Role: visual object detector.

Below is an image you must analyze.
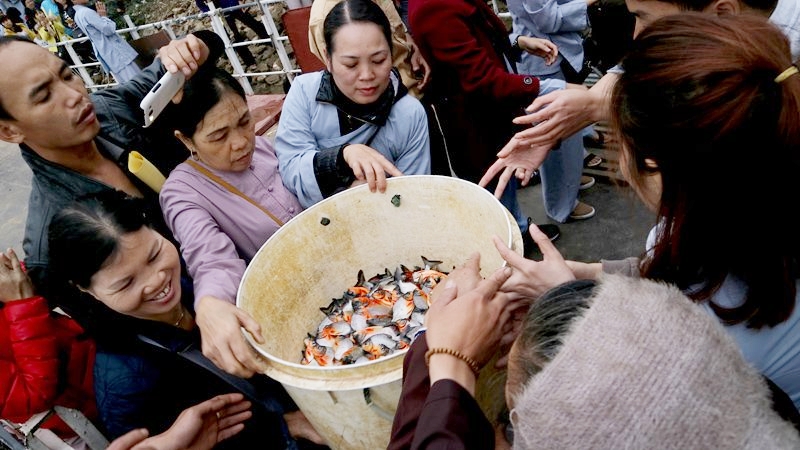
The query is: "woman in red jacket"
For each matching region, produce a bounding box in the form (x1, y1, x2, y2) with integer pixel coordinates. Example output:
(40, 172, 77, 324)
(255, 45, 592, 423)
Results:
(409, 0, 585, 241)
(0, 248, 97, 441)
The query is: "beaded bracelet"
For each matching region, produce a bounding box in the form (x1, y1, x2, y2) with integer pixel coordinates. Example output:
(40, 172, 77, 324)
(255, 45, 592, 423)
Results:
(424, 347, 481, 376)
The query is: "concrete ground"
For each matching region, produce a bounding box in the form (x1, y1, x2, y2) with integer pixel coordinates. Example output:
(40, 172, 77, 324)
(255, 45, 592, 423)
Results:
(0, 141, 28, 257)
(0, 139, 654, 267)
(516, 170, 654, 263)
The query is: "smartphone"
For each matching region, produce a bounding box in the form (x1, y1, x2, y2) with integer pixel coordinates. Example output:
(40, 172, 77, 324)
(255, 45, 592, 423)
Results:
(140, 70, 185, 128)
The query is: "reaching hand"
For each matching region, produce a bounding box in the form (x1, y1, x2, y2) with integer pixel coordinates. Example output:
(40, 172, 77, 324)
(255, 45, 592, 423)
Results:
(0, 249, 34, 303)
(158, 34, 210, 79)
(107, 393, 252, 450)
(491, 225, 576, 302)
(425, 259, 515, 374)
(478, 138, 552, 198)
(509, 89, 595, 151)
(517, 36, 558, 66)
(95, 1, 107, 16)
(194, 296, 267, 378)
(342, 144, 404, 194)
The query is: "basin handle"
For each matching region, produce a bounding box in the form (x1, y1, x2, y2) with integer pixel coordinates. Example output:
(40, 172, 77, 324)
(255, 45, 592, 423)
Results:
(363, 388, 394, 422)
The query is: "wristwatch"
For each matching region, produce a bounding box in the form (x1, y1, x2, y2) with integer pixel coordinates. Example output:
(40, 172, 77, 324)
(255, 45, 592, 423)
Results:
(512, 35, 521, 50)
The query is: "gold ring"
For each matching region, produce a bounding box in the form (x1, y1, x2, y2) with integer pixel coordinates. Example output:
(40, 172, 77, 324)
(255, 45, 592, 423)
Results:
(216, 412, 222, 420)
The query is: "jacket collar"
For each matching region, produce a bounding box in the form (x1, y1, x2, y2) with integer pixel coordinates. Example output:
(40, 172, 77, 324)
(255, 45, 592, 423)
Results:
(315, 68, 407, 126)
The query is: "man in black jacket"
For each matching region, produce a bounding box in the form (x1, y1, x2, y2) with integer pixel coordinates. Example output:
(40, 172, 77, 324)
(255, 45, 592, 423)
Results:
(0, 31, 222, 292)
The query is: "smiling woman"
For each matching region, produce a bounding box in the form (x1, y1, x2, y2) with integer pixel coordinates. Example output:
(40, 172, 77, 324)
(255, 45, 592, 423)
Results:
(46, 190, 323, 448)
(274, 0, 431, 209)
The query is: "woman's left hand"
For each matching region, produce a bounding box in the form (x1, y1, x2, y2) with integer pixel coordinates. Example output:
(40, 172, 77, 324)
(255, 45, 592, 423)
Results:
(517, 36, 559, 66)
(108, 394, 252, 450)
(491, 224, 575, 301)
(342, 144, 404, 193)
(0, 249, 34, 303)
(194, 296, 268, 378)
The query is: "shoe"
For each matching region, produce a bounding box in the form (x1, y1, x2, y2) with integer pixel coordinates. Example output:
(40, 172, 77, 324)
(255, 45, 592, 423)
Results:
(523, 219, 560, 256)
(583, 130, 606, 148)
(580, 175, 595, 190)
(569, 201, 596, 221)
(583, 153, 603, 168)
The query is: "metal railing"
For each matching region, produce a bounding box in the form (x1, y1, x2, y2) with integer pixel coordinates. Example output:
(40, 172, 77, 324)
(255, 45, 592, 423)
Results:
(50, 0, 301, 93)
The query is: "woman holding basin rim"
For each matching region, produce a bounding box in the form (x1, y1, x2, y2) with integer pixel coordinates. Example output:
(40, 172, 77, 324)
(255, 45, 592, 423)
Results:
(159, 66, 304, 380)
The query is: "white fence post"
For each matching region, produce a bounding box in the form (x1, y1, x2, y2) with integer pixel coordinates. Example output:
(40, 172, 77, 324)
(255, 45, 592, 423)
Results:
(123, 15, 141, 39)
(207, 2, 255, 95)
(162, 23, 178, 40)
(256, 0, 295, 83)
(63, 42, 96, 89)
(65, 1, 301, 92)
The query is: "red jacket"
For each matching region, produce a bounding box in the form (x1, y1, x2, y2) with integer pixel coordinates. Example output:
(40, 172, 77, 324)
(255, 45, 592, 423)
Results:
(409, 0, 541, 181)
(0, 296, 97, 436)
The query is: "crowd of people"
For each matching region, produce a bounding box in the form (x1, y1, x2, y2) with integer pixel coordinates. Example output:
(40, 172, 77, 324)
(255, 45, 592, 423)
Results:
(1, 0, 799, 447)
(0, 0, 140, 82)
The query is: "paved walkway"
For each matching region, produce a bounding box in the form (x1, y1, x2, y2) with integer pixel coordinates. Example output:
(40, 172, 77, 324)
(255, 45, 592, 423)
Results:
(0, 141, 28, 256)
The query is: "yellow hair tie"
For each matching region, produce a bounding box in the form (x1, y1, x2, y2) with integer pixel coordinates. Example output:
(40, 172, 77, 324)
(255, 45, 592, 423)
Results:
(775, 66, 799, 83)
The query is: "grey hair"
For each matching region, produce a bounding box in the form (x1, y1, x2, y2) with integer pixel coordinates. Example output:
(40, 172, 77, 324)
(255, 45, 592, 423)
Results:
(507, 280, 595, 400)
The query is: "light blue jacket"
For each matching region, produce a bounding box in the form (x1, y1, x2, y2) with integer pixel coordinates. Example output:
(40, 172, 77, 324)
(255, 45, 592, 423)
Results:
(73, 4, 138, 77)
(508, 0, 588, 76)
(275, 70, 431, 208)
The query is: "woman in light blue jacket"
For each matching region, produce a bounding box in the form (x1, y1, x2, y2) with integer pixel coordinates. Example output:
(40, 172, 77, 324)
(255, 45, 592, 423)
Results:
(275, 0, 430, 208)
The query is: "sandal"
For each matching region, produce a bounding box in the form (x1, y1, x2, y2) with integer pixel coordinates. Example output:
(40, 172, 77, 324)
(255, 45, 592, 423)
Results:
(584, 153, 603, 168)
(583, 130, 606, 149)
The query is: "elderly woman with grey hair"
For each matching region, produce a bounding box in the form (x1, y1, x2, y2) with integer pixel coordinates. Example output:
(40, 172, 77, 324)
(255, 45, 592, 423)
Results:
(389, 245, 800, 449)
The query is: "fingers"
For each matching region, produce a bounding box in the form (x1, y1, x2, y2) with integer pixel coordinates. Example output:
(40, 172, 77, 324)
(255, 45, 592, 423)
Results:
(528, 223, 559, 258)
(513, 118, 558, 144)
(473, 266, 513, 302)
(524, 91, 556, 114)
(159, 35, 206, 77)
(493, 166, 514, 198)
(238, 309, 265, 344)
(495, 136, 525, 158)
(462, 252, 481, 273)
(218, 423, 246, 442)
(6, 249, 21, 271)
(382, 161, 404, 178)
(432, 279, 458, 307)
(478, 159, 504, 188)
(202, 393, 245, 413)
(108, 428, 149, 450)
(492, 235, 527, 269)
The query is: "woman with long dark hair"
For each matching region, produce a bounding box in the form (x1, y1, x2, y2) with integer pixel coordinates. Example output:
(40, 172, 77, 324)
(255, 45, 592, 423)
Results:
(47, 191, 323, 448)
(494, 13, 800, 407)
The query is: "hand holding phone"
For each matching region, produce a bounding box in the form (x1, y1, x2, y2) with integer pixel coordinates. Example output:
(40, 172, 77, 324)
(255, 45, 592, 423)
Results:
(140, 70, 185, 128)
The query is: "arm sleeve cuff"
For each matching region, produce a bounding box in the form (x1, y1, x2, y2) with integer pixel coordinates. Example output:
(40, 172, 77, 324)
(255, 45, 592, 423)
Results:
(601, 257, 641, 276)
(313, 145, 356, 198)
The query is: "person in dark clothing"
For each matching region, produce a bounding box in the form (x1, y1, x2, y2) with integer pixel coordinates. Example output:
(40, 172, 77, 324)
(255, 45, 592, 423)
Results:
(195, 0, 269, 67)
(0, 32, 223, 296)
(47, 191, 325, 448)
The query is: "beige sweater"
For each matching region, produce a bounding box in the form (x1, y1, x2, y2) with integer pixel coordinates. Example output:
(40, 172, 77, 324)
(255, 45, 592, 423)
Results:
(512, 274, 800, 449)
